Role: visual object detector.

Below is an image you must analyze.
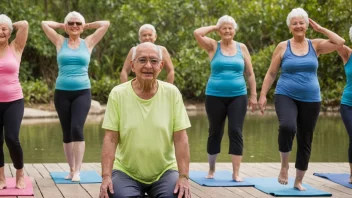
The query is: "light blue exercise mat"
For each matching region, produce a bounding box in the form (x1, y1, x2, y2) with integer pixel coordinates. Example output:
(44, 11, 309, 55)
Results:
(314, 173, 352, 189)
(189, 170, 254, 187)
(246, 177, 332, 197)
(50, 171, 102, 184)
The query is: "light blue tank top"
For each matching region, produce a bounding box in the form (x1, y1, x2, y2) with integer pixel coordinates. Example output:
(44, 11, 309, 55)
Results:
(56, 39, 91, 90)
(275, 39, 320, 102)
(341, 55, 352, 107)
(205, 42, 247, 97)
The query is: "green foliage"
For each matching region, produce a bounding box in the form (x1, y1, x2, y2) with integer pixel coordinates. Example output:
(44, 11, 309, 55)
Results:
(21, 79, 52, 104)
(91, 76, 119, 103)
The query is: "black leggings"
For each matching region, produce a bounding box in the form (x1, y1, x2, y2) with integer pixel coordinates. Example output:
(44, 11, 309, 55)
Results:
(340, 104, 352, 163)
(0, 99, 24, 169)
(205, 95, 247, 155)
(275, 95, 321, 171)
(54, 89, 91, 143)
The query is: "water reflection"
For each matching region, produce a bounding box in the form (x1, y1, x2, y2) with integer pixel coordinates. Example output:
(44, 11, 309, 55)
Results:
(6, 113, 348, 163)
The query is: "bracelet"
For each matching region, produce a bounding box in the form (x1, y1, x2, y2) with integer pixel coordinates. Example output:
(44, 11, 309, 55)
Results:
(179, 174, 189, 180)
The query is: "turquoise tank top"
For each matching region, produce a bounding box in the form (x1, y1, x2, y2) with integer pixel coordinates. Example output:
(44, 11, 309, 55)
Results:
(341, 55, 352, 107)
(205, 42, 247, 97)
(275, 39, 320, 102)
(56, 38, 91, 90)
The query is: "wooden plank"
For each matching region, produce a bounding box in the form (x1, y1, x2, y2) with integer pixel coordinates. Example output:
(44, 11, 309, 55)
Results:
(56, 184, 91, 198)
(32, 164, 51, 179)
(35, 177, 63, 198)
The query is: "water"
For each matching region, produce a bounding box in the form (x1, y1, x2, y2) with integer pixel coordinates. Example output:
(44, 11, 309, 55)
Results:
(5, 112, 349, 163)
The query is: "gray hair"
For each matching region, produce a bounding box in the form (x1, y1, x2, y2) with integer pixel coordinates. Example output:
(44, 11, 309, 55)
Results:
(64, 11, 85, 25)
(286, 8, 309, 28)
(138, 24, 156, 37)
(216, 15, 238, 30)
(349, 26, 352, 42)
(132, 42, 162, 60)
(0, 14, 13, 33)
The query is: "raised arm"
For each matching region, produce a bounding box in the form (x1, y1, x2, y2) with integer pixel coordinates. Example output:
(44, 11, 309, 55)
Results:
(337, 45, 352, 64)
(241, 43, 257, 112)
(193, 25, 218, 55)
(161, 46, 175, 84)
(258, 42, 285, 114)
(10, 20, 28, 55)
(309, 18, 345, 55)
(99, 130, 119, 198)
(120, 47, 134, 83)
(173, 130, 191, 198)
(41, 21, 65, 51)
(84, 21, 110, 51)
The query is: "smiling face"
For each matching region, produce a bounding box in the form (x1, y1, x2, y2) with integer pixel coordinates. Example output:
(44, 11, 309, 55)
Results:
(289, 16, 307, 37)
(0, 23, 11, 44)
(65, 17, 83, 36)
(218, 22, 235, 40)
(139, 29, 157, 43)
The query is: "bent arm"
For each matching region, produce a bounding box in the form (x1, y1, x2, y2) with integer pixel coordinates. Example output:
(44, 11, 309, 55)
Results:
(84, 21, 110, 50)
(161, 47, 175, 83)
(41, 21, 65, 50)
(242, 44, 257, 97)
(120, 47, 134, 83)
(193, 25, 218, 52)
(174, 130, 190, 177)
(11, 21, 28, 53)
(101, 130, 119, 178)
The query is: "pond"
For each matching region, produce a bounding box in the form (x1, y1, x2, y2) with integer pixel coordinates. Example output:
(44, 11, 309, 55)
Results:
(6, 112, 348, 163)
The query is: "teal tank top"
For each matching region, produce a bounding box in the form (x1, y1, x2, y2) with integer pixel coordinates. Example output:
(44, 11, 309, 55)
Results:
(205, 42, 247, 97)
(56, 38, 91, 90)
(341, 55, 352, 107)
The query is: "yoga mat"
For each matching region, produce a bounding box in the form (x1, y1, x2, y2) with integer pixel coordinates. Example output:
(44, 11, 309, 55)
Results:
(50, 171, 102, 184)
(189, 170, 254, 187)
(246, 177, 332, 197)
(314, 173, 352, 189)
(0, 176, 34, 196)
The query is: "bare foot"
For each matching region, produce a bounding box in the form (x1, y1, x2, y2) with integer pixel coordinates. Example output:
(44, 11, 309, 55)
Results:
(64, 172, 74, 180)
(0, 178, 6, 189)
(71, 172, 80, 182)
(278, 168, 288, 185)
(206, 170, 215, 179)
(294, 179, 306, 191)
(16, 172, 26, 189)
(232, 173, 243, 182)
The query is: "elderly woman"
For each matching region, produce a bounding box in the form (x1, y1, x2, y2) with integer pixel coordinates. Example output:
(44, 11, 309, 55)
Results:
(337, 27, 352, 184)
(193, 15, 257, 181)
(120, 24, 175, 83)
(0, 14, 28, 189)
(258, 8, 344, 190)
(100, 42, 191, 198)
(41, 11, 110, 182)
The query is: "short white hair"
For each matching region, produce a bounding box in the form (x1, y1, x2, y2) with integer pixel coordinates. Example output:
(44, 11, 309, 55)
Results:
(286, 8, 309, 28)
(349, 26, 352, 42)
(64, 11, 85, 25)
(138, 24, 157, 37)
(216, 15, 238, 30)
(132, 42, 162, 60)
(0, 14, 13, 33)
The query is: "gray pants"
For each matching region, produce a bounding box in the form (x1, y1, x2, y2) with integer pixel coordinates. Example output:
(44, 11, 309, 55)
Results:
(108, 169, 179, 198)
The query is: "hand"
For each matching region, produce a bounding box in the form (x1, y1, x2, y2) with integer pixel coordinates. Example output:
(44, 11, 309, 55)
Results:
(84, 23, 90, 31)
(258, 95, 267, 115)
(174, 177, 191, 198)
(309, 18, 324, 33)
(99, 176, 114, 198)
(248, 95, 258, 112)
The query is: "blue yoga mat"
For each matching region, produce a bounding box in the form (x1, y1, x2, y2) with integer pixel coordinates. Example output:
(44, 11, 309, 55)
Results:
(246, 177, 332, 197)
(50, 171, 102, 184)
(189, 170, 254, 187)
(314, 173, 352, 189)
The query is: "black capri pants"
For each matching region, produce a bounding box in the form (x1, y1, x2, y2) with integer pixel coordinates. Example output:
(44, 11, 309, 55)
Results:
(0, 98, 24, 169)
(275, 94, 321, 171)
(205, 95, 247, 155)
(54, 89, 91, 143)
(340, 104, 352, 163)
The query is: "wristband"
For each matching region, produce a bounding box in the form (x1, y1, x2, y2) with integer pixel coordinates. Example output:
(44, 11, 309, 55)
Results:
(179, 174, 189, 180)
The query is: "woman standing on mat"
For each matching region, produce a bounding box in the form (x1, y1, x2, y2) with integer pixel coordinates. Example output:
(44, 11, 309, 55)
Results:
(194, 15, 257, 181)
(42, 11, 109, 182)
(0, 14, 28, 189)
(258, 8, 344, 190)
(336, 27, 352, 184)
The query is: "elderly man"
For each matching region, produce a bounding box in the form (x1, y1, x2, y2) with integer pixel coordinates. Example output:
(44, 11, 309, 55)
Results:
(99, 42, 191, 198)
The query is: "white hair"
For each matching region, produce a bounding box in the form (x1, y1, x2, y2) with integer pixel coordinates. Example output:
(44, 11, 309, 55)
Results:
(216, 15, 238, 30)
(0, 14, 13, 33)
(286, 8, 309, 28)
(132, 42, 162, 60)
(64, 11, 85, 25)
(138, 24, 157, 38)
(349, 26, 352, 42)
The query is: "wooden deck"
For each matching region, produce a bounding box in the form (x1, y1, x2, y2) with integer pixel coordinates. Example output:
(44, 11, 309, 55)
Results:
(3, 162, 352, 198)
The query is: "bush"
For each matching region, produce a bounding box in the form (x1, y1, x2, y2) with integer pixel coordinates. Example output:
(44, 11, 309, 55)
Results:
(21, 79, 52, 104)
(91, 76, 120, 103)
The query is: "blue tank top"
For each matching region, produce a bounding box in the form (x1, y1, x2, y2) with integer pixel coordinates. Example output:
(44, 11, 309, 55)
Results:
(56, 39, 91, 90)
(275, 39, 320, 102)
(341, 55, 352, 107)
(205, 42, 247, 97)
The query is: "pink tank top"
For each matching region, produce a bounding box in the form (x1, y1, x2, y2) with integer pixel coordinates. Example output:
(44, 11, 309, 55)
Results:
(0, 47, 23, 102)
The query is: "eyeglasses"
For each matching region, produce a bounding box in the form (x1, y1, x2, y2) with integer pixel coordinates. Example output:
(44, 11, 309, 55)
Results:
(135, 57, 161, 66)
(67, 21, 82, 26)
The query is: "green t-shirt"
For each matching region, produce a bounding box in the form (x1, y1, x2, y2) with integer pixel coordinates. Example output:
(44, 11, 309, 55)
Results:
(102, 80, 191, 184)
